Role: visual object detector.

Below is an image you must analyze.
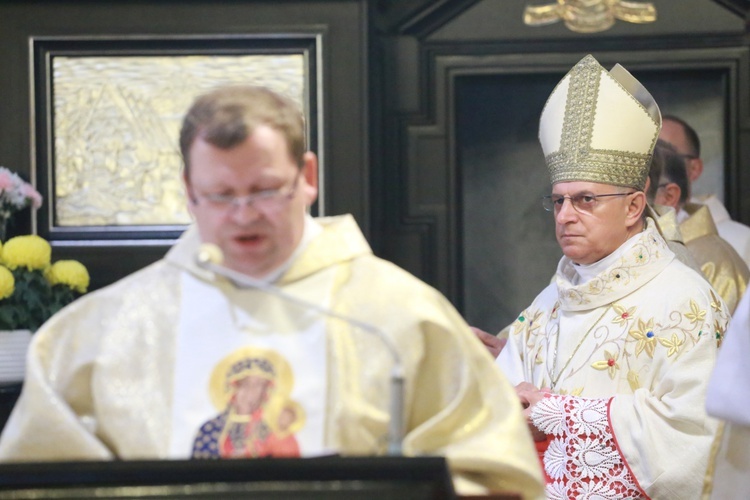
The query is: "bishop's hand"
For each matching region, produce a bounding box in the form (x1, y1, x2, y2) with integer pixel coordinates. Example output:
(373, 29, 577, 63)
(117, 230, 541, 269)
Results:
(515, 382, 551, 442)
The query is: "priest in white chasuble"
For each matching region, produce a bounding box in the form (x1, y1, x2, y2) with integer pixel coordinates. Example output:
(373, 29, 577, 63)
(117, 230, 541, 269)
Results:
(495, 55, 729, 499)
(0, 86, 545, 498)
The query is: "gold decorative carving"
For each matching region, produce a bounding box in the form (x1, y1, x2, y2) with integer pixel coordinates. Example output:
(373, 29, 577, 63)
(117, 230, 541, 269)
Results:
(52, 54, 305, 227)
(524, 1, 656, 33)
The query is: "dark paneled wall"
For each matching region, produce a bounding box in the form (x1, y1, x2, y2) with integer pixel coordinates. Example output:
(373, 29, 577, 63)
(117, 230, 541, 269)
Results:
(372, 0, 750, 332)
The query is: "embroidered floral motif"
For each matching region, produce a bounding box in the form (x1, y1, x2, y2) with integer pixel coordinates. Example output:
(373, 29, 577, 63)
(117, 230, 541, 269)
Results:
(709, 289, 722, 313)
(565, 288, 592, 306)
(685, 299, 706, 324)
(588, 280, 604, 294)
(511, 310, 529, 337)
(628, 318, 656, 357)
(534, 349, 545, 366)
(632, 247, 646, 264)
(591, 350, 620, 378)
(657, 333, 684, 357)
(612, 304, 636, 326)
(531, 395, 643, 499)
(714, 320, 725, 348)
(551, 303, 560, 319)
(527, 309, 544, 333)
(515, 308, 544, 336)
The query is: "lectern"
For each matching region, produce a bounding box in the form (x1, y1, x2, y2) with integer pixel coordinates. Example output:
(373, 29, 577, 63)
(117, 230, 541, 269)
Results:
(0, 455, 456, 499)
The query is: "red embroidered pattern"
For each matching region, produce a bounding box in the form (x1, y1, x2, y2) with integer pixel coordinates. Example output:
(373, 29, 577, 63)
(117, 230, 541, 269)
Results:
(531, 394, 645, 499)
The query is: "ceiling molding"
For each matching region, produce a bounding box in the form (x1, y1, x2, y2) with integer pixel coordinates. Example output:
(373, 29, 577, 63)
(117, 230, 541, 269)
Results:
(375, 1, 750, 37)
(711, 0, 750, 19)
(374, 0, 482, 36)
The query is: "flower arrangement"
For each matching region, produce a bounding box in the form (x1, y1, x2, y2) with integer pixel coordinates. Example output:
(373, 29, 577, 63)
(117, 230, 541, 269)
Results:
(0, 235, 89, 331)
(0, 166, 43, 242)
(0, 234, 89, 332)
(0, 166, 88, 331)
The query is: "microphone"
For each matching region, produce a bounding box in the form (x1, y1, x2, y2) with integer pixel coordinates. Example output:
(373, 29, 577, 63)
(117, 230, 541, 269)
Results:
(195, 244, 405, 456)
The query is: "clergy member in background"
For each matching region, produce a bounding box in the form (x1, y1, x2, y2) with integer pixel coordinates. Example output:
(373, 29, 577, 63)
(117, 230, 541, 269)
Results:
(659, 115, 750, 268)
(646, 140, 749, 314)
(495, 54, 729, 499)
(703, 286, 750, 499)
(0, 85, 544, 498)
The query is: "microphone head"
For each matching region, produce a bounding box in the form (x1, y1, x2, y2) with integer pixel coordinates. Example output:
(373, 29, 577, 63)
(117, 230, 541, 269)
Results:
(197, 243, 224, 266)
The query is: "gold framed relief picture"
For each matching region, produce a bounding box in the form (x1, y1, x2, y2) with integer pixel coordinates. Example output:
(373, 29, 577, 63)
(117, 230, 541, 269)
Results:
(30, 35, 321, 246)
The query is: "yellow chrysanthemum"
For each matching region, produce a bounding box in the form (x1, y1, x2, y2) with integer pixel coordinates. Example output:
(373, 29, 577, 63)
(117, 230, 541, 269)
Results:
(1, 235, 51, 271)
(0, 265, 14, 300)
(46, 260, 89, 293)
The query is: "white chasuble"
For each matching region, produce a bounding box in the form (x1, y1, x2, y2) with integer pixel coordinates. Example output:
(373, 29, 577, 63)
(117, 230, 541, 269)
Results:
(170, 270, 332, 459)
(0, 215, 547, 498)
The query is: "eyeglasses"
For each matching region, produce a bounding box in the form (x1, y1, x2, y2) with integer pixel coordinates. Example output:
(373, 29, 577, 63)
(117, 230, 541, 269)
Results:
(192, 170, 301, 213)
(677, 153, 698, 160)
(542, 192, 635, 215)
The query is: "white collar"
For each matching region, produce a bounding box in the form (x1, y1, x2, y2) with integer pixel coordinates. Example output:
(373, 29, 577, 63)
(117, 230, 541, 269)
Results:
(572, 230, 643, 285)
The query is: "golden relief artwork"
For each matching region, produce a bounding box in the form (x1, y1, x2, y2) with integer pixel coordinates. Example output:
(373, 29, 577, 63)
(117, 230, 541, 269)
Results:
(52, 54, 305, 227)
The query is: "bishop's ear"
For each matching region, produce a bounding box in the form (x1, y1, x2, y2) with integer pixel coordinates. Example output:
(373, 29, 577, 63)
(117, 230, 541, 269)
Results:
(626, 191, 648, 223)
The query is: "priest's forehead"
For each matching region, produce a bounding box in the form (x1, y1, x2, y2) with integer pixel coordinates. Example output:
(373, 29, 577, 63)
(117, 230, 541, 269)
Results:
(180, 85, 306, 179)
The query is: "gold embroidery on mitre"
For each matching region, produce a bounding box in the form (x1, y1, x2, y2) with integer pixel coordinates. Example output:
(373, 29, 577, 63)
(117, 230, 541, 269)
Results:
(540, 55, 661, 190)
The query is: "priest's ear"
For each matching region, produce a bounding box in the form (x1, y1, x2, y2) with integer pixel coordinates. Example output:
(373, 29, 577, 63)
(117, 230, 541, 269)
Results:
(300, 151, 319, 208)
(655, 182, 682, 211)
(182, 169, 199, 216)
(686, 157, 704, 183)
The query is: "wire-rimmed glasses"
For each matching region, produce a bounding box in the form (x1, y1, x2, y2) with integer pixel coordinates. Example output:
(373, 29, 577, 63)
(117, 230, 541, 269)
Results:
(542, 192, 635, 215)
(193, 170, 301, 213)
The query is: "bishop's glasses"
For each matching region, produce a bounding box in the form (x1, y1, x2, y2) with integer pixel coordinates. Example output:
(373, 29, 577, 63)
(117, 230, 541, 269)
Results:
(542, 192, 635, 215)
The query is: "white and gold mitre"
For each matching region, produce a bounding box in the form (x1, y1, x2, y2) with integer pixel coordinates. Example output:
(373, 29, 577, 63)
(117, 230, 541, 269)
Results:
(539, 54, 661, 190)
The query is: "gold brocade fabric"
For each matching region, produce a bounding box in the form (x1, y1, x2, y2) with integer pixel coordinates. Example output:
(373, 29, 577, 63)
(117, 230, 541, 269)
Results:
(0, 215, 544, 499)
(680, 203, 750, 314)
(646, 204, 703, 275)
